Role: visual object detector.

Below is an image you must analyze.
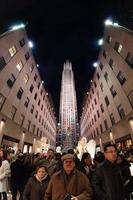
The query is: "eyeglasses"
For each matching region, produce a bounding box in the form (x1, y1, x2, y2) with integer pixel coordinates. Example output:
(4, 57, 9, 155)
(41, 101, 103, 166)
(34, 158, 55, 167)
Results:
(105, 151, 117, 154)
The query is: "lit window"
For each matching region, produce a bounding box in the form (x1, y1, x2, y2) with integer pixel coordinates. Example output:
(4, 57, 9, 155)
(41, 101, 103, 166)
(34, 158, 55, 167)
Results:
(114, 42, 122, 53)
(117, 71, 126, 85)
(16, 61, 23, 71)
(9, 46, 17, 57)
(24, 74, 29, 83)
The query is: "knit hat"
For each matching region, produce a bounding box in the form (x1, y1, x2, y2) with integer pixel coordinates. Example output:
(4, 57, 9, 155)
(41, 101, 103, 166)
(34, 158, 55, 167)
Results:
(61, 153, 75, 162)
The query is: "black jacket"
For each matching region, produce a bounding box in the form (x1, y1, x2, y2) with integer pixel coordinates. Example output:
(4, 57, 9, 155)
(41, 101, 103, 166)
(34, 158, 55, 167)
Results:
(92, 159, 125, 200)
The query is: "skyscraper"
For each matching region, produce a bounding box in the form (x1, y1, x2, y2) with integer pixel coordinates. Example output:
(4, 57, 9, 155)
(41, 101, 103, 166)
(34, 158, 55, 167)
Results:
(58, 61, 79, 148)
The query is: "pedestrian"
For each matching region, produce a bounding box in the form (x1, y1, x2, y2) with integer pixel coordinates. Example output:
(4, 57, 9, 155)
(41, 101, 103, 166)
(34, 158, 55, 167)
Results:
(92, 143, 125, 200)
(0, 149, 11, 200)
(44, 153, 92, 200)
(23, 165, 50, 200)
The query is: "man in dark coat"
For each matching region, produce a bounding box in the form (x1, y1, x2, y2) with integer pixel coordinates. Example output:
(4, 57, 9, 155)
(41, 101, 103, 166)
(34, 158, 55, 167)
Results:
(92, 143, 125, 200)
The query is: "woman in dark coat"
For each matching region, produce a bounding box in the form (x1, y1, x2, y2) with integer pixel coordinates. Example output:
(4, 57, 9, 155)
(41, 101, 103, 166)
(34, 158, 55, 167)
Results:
(23, 165, 50, 200)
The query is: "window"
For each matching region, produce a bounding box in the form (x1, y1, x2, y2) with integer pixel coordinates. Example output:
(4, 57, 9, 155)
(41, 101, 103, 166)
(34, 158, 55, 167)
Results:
(29, 64, 34, 72)
(24, 97, 30, 108)
(9, 46, 17, 57)
(30, 105, 34, 114)
(20, 114, 25, 126)
(37, 82, 40, 89)
(35, 111, 38, 119)
(29, 84, 34, 93)
(104, 119, 108, 130)
(103, 49, 107, 58)
(117, 104, 125, 119)
(34, 74, 37, 81)
(105, 96, 110, 106)
(0, 93, 5, 110)
(39, 115, 41, 123)
(19, 38, 25, 47)
(24, 74, 29, 84)
(97, 110, 100, 118)
(38, 99, 40, 106)
(0, 56, 6, 71)
(94, 98, 97, 105)
(100, 83, 103, 91)
(25, 52, 30, 60)
(94, 81, 97, 88)
(27, 120, 31, 131)
(41, 104, 43, 111)
(7, 74, 16, 88)
(99, 62, 103, 70)
(100, 104, 104, 113)
(16, 61, 23, 71)
(94, 115, 96, 122)
(104, 72, 109, 82)
(34, 93, 37, 100)
(96, 127, 99, 135)
(100, 124, 103, 134)
(110, 85, 117, 97)
(109, 58, 114, 68)
(97, 72, 100, 80)
(106, 35, 112, 43)
(117, 71, 126, 85)
(9, 106, 17, 120)
(32, 125, 36, 134)
(125, 52, 133, 69)
(110, 113, 115, 125)
(127, 90, 133, 108)
(114, 42, 122, 53)
(17, 88, 23, 99)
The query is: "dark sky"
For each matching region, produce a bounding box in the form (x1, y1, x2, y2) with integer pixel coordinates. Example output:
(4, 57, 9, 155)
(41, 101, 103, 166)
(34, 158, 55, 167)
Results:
(0, 0, 132, 120)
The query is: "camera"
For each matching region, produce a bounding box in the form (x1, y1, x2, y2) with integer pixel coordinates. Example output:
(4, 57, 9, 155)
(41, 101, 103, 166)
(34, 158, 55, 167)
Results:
(64, 193, 73, 200)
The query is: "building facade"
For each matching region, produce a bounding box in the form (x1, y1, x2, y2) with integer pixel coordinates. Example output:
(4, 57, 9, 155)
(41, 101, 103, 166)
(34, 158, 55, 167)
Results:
(0, 26, 57, 153)
(58, 61, 79, 148)
(80, 24, 133, 150)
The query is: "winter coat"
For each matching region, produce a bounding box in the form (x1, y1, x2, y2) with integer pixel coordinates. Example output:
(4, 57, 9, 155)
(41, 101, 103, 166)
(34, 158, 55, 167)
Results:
(92, 159, 125, 200)
(0, 160, 11, 192)
(23, 174, 50, 200)
(44, 169, 92, 200)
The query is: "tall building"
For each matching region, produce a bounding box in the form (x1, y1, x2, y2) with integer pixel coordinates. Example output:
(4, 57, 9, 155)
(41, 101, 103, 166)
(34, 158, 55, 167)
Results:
(80, 23, 133, 150)
(0, 24, 57, 153)
(58, 61, 79, 148)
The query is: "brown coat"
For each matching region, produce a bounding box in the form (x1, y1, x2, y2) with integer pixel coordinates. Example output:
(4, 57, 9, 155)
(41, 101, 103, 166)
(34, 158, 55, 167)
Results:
(44, 169, 92, 200)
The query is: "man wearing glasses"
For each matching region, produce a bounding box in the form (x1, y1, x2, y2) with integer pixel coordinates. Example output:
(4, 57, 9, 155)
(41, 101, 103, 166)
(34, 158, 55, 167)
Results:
(92, 143, 125, 200)
(44, 153, 92, 200)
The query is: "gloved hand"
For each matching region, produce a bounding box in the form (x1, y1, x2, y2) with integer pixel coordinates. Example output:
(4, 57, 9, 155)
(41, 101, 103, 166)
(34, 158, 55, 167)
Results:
(71, 197, 78, 200)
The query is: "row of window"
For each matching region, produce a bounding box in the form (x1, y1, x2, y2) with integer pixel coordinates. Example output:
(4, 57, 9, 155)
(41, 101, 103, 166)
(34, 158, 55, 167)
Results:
(0, 38, 26, 72)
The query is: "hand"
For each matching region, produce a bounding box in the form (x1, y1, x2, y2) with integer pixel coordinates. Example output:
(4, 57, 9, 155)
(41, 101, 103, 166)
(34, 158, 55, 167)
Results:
(71, 197, 78, 200)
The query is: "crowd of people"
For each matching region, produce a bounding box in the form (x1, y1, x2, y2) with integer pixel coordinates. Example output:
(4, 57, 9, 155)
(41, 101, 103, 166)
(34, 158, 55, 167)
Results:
(0, 143, 132, 200)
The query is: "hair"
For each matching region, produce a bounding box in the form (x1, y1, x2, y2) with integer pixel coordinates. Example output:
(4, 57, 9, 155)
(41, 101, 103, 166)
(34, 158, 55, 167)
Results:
(81, 152, 91, 166)
(35, 165, 48, 174)
(48, 148, 54, 153)
(68, 149, 74, 154)
(104, 143, 117, 152)
(94, 151, 105, 163)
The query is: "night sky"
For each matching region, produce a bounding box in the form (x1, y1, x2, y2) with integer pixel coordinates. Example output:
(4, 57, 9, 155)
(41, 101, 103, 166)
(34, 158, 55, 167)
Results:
(0, 0, 132, 120)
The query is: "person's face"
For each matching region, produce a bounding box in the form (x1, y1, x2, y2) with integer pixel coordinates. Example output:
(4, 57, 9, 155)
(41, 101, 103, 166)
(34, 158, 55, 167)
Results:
(37, 167, 46, 179)
(63, 158, 75, 174)
(104, 146, 117, 163)
(47, 150, 54, 159)
(84, 156, 92, 166)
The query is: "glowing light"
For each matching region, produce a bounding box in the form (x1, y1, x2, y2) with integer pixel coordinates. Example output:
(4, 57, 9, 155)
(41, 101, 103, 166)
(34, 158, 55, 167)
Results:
(28, 41, 34, 48)
(93, 62, 98, 68)
(90, 80, 93, 83)
(113, 22, 119, 26)
(98, 38, 103, 46)
(11, 23, 25, 31)
(36, 64, 39, 67)
(104, 19, 113, 26)
(41, 81, 44, 84)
